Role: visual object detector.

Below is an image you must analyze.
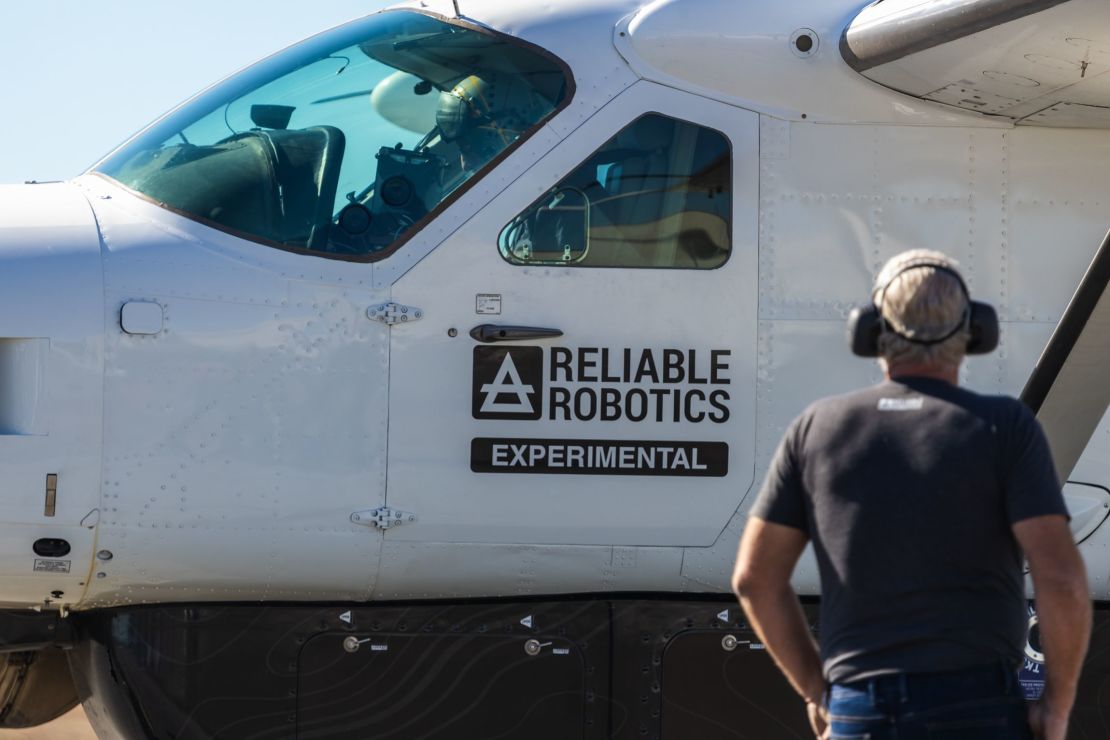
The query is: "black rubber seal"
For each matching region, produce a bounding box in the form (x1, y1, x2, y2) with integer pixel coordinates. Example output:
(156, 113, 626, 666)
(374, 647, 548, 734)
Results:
(1021, 228, 1110, 413)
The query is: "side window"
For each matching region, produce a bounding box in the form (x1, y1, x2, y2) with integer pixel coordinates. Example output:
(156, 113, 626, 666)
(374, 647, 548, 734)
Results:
(499, 113, 731, 269)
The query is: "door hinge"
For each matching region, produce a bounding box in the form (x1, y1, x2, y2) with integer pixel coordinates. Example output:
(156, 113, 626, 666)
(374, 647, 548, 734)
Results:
(350, 507, 417, 530)
(367, 302, 423, 325)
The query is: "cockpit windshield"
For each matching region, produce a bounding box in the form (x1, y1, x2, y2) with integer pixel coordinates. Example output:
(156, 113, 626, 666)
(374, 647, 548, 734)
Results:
(93, 12, 570, 258)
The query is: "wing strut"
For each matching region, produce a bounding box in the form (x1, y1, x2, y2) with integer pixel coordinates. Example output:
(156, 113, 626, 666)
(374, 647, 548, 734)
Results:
(841, 0, 1071, 73)
(1021, 228, 1110, 482)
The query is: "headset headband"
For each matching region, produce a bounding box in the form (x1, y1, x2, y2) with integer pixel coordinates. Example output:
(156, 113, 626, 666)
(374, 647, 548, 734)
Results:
(875, 261, 970, 346)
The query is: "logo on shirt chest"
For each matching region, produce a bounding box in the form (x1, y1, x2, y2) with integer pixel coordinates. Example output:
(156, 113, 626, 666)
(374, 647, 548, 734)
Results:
(877, 397, 924, 411)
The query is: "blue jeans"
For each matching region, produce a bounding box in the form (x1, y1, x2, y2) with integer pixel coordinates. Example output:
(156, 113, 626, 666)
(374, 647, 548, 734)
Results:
(826, 664, 1033, 739)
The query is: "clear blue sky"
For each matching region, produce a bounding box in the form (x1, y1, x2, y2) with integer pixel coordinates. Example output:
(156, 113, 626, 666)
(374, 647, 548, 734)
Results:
(0, 1, 393, 184)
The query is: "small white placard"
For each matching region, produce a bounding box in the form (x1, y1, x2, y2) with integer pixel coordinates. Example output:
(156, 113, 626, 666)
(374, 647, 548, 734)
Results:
(476, 294, 502, 315)
(34, 559, 70, 573)
(878, 397, 924, 412)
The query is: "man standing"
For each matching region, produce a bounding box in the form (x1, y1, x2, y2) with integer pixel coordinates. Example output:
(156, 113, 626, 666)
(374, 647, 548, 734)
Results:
(732, 250, 1091, 739)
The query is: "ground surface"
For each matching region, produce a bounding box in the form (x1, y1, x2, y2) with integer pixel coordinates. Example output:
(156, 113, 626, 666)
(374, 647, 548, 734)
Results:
(0, 707, 96, 739)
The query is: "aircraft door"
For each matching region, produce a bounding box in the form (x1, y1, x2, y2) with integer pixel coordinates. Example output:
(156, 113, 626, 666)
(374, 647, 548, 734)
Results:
(385, 83, 758, 546)
(82, 181, 391, 604)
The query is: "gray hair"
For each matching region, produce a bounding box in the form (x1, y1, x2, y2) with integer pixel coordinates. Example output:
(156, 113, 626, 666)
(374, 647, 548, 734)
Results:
(873, 249, 970, 369)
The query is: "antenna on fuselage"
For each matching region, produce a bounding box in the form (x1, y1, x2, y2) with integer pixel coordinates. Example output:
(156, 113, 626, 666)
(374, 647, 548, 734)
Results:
(452, 0, 461, 17)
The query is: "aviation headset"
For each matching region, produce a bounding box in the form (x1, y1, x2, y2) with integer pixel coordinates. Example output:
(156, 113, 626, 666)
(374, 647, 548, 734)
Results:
(846, 260, 1000, 357)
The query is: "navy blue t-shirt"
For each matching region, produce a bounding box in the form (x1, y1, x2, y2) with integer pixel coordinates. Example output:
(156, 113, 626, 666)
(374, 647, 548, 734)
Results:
(750, 378, 1068, 683)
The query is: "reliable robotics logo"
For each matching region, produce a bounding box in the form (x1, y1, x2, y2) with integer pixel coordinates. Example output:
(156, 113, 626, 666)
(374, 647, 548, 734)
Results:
(472, 345, 731, 424)
(472, 347, 544, 421)
(470, 345, 731, 477)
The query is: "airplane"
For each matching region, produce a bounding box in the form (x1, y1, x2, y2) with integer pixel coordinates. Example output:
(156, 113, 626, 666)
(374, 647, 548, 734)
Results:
(3, 0, 1110, 736)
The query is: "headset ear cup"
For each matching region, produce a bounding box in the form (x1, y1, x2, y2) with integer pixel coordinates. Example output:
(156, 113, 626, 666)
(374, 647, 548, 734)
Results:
(848, 305, 882, 357)
(967, 301, 999, 355)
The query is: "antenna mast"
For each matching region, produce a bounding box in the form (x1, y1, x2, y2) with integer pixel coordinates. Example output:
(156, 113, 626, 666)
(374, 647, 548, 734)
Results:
(453, 0, 461, 17)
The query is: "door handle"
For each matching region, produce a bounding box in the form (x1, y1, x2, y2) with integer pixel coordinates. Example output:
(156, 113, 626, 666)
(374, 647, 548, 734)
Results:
(470, 324, 564, 343)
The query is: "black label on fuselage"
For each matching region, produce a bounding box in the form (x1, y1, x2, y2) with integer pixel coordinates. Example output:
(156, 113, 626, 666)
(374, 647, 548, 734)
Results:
(472, 346, 732, 424)
(472, 346, 544, 420)
(471, 438, 728, 477)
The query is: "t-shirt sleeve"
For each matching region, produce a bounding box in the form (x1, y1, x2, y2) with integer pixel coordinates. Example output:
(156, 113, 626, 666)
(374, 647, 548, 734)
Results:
(750, 415, 810, 533)
(1002, 402, 1069, 524)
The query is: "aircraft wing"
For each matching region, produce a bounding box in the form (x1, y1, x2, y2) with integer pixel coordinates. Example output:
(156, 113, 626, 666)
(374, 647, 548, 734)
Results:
(842, 0, 1110, 127)
(1021, 229, 1110, 483)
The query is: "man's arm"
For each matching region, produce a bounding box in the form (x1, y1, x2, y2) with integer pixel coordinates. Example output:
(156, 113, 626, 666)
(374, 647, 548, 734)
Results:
(732, 517, 824, 707)
(1012, 514, 1091, 740)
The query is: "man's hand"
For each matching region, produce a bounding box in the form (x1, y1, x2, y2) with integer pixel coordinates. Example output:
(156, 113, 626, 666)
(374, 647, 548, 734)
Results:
(806, 699, 829, 739)
(1028, 699, 1069, 740)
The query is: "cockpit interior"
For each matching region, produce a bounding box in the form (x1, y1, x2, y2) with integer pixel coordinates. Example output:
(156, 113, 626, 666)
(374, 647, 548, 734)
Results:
(95, 11, 568, 258)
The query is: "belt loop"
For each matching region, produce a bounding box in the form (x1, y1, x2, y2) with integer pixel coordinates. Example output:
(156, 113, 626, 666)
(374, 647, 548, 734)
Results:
(869, 678, 877, 709)
(899, 672, 909, 704)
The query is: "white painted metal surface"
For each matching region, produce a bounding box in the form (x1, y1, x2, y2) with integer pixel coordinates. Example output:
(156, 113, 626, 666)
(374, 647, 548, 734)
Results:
(615, 0, 998, 126)
(119, 301, 164, 335)
(0, 183, 102, 607)
(848, 0, 1110, 126)
(0, 0, 1106, 612)
(0, 338, 48, 435)
(72, 175, 389, 607)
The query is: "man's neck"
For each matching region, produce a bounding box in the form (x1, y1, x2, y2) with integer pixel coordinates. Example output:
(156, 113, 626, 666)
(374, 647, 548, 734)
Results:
(884, 362, 960, 385)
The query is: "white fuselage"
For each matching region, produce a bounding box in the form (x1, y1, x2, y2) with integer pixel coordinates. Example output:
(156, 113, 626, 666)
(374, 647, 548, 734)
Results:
(2, 0, 1109, 611)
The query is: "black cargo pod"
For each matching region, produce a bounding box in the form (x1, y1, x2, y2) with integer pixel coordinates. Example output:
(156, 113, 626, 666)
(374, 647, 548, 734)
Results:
(661, 629, 811, 738)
